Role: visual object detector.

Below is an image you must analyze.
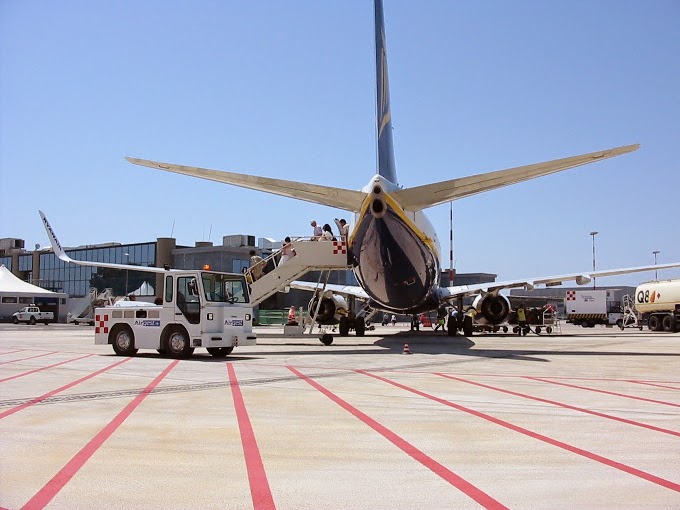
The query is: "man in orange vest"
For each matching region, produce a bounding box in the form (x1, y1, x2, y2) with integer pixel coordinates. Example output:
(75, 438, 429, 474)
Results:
(287, 306, 297, 325)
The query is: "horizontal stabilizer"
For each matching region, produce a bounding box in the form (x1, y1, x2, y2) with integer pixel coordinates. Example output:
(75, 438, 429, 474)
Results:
(392, 144, 639, 211)
(126, 157, 366, 212)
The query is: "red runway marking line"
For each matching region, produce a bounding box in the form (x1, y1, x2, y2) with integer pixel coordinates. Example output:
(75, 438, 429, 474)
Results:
(626, 380, 680, 391)
(227, 363, 276, 510)
(525, 377, 680, 408)
(0, 352, 56, 366)
(435, 374, 680, 438)
(0, 357, 134, 420)
(288, 366, 508, 510)
(0, 349, 26, 356)
(0, 354, 94, 384)
(358, 370, 680, 493)
(19, 360, 180, 510)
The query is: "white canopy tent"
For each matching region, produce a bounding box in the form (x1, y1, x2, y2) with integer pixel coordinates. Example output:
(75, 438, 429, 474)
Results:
(0, 265, 67, 322)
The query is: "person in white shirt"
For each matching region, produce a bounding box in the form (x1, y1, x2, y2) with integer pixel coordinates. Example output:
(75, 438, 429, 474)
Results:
(279, 237, 296, 265)
(310, 220, 322, 240)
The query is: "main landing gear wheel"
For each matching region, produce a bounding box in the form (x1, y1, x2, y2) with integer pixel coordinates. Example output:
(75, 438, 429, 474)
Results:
(338, 317, 350, 337)
(354, 317, 366, 337)
(207, 347, 234, 357)
(462, 315, 474, 337)
(447, 318, 457, 337)
(320, 334, 334, 346)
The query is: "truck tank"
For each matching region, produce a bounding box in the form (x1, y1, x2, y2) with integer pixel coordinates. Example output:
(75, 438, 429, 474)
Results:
(635, 279, 680, 313)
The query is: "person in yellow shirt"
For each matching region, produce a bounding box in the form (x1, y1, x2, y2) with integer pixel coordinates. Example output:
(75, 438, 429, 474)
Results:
(517, 305, 527, 336)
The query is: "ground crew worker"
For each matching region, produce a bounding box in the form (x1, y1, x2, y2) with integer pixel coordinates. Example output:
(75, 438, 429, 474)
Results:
(517, 305, 527, 336)
(287, 306, 297, 325)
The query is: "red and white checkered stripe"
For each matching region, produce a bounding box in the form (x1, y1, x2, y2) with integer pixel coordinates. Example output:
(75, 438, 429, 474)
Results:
(332, 241, 347, 255)
(95, 313, 110, 334)
(566, 291, 576, 301)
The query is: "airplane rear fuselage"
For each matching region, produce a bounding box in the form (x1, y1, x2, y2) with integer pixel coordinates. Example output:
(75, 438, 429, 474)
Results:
(350, 175, 442, 314)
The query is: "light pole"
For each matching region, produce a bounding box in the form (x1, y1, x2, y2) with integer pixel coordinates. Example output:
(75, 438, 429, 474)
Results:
(653, 250, 660, 280)
(124, 252, 129, 296)
(589, 231, 598, 289)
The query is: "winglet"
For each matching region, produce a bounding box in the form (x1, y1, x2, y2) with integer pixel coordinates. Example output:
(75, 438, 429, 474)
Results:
(39, 210, 73, 264)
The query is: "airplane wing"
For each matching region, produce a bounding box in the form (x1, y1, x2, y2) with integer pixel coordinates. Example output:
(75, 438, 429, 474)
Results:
(126, 157, 366, 212)
(288, 281, 370, 300)
(392, 144, 639, 211)
(437, 261, 680, 300)
(39, 210, 176, 274)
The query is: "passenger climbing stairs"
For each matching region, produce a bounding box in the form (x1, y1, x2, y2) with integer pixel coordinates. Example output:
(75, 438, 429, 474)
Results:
(247, 240, 351, 305)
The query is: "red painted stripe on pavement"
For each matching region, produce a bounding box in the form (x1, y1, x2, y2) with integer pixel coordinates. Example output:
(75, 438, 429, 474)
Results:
(0, 349, 26, 356)
(359, 370, 680, 493)
(525, 377, 680, 408)
(436, 374, 680, 438)
(227, 363, 276, 510)
(0, 357, 134, 420)
(288, 366, 508, 510)
(0, 352, 56, 366)
(626, 380, 680, 391)
(0, 354, 94, 383)
(20, 360, 179, 510)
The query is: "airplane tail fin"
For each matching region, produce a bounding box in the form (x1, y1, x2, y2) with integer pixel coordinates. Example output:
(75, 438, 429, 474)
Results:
(391, 144, 640, 211)
(374, 0, 397, 184)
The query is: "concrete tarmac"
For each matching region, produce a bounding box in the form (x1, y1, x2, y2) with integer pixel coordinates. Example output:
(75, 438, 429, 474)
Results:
(1, 322, 679, 509)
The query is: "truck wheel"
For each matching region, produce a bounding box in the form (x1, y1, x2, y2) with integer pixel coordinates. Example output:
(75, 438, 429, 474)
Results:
(338, 317, 350, 336)
(12, 316, 19, 324)
(546, 326, 553, 334)
(662, 315, 676, 332)
(648, 315, 662, 332)
(616, 319, 624, 330)
(354, 317, 366, 337)
(320, 334, 333, 345)
(29, 316, 36, 325)
(166, 327, 193, 358)
(535, 327, 541, 334)
(111, 325, 138, 356)
(207, 347, 234, 357)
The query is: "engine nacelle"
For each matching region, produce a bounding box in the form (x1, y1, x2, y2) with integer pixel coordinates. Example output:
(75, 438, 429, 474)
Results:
(308, 291, 349, 325)
(471, 293, 511, 325)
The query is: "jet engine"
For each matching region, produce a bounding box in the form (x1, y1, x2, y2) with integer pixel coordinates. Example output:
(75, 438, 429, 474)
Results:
(471, 293, 511, 325)
(308, 291, 349, 325)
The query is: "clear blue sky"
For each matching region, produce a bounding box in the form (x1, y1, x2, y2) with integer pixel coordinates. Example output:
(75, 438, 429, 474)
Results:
(2, 0, 679, 288)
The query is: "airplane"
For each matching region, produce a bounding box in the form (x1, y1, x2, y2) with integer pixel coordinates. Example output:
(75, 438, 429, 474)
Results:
(125, 0, 679, 337)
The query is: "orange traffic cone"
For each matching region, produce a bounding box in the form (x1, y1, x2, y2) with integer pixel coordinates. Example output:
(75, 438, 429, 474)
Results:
(287, 306, 297, 325)
(402, 343, 412, 355)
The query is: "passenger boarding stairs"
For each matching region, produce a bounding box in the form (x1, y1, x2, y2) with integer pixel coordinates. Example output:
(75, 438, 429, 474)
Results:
(247, 239, 351, 306)
(67, 287, 115, 323)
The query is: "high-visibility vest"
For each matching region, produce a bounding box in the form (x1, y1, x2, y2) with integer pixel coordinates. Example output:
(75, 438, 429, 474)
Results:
(287, 306, 296, 323)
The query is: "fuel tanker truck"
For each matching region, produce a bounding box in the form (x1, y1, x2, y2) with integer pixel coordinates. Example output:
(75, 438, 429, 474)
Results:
(635, 279, 680, 332)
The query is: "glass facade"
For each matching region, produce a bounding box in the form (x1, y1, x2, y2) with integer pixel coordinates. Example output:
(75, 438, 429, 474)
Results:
(0, 256, 11, 270)
(18, 255, 32, 272)
(39, 243, 156, 297)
